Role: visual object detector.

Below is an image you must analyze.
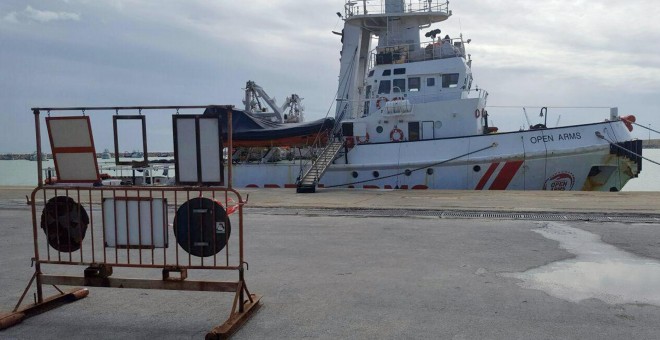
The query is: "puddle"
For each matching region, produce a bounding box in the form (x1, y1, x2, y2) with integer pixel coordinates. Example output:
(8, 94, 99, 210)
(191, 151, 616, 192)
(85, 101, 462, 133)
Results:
(503, 222, 660, 306)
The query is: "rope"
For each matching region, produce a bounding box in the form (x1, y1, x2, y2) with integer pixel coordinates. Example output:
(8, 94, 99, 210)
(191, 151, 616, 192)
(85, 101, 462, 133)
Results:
(630, 121, 660, 135)
(325, 143, 498, 188)
(488, 105, 612, 109)
(595, 131, 660, 167)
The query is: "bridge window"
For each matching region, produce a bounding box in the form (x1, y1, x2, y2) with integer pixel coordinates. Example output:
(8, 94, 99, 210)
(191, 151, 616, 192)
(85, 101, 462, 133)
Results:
(378, 80, 391, 94)
(368, 70, 375, 77)
(442, 73, 459, 88)
(393, 68, 406, 75)
(382, 70, 391, 76)
(409, 77, 421, 92)
(393, 79, 406, 93)
(365, 85, 372, 99)
(427, 77, 436, 87)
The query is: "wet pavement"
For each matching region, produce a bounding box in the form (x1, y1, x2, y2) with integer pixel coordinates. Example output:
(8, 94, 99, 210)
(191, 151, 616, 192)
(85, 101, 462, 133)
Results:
(503, 222, 660, 306)
(1, 188, 660, 339)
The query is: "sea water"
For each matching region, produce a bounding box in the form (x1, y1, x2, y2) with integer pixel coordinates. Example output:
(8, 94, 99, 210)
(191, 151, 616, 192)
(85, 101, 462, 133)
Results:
(1, 150, 659, 190)
(0, 158, 172, 186)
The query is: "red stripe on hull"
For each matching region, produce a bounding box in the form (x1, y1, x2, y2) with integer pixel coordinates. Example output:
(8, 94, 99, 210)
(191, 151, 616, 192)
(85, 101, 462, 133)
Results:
(489, 161, 524, 190)
(475, 163, 500, 190)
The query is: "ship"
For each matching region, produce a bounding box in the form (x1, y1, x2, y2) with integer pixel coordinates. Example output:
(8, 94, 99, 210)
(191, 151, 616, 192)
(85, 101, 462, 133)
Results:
(216, 0, 642, 192)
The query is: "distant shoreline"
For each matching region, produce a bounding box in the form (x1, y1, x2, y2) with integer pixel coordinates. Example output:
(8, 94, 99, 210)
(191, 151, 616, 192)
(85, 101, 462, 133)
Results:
(0, 152, 175, 161)
(644, 139, 660, 149)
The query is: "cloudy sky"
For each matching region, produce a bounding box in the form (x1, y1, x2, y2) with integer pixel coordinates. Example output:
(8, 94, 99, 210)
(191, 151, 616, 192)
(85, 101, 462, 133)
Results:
(1, 0, 659, 153)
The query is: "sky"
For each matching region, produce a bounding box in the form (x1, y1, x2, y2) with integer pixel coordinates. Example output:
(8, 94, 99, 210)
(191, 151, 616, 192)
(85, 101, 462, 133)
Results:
(1, 0, 659, 153)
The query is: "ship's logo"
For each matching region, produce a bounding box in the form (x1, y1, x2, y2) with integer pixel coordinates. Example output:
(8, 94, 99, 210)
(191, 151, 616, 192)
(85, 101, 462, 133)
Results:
(543, 172, 575, 191)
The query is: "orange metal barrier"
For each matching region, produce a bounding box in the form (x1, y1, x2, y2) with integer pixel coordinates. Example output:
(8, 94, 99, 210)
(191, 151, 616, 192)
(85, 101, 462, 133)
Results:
(0, 105, 261, 339)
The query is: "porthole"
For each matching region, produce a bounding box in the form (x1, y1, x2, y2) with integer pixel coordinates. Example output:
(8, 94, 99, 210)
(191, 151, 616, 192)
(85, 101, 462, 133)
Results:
(404, 169, 412, 176)
(473, 165, 481, 172)
(376, 126, 384, 134)
(426, 168, 434, 175)
(352, 171, 359, 178)
(373, 171, 380, 178)
(435, 121, 442, 128)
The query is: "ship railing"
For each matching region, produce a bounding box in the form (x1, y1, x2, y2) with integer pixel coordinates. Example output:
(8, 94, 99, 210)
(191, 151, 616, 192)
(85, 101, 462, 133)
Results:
(347, 86, 488, 118)
(368, 38, 466, 69)
(345, 0, 449, 18)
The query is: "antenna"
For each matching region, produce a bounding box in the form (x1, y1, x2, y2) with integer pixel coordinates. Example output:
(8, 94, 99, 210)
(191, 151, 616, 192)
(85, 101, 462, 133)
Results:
(555, 114, 562, 127)
(523, 107, 531, 128)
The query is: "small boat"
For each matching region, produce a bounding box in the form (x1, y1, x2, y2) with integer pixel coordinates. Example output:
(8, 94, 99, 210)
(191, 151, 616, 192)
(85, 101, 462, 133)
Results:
(203, 107, 335, 147)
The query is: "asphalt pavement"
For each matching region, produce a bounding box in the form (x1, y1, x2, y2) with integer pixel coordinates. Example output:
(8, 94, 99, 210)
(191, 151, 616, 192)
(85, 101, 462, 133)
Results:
(0, 187, 659, 339)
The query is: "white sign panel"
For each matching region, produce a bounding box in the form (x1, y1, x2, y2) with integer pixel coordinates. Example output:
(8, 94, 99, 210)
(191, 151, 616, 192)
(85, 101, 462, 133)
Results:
(46, 116, 100, 183)
(103, 198, 168, 248)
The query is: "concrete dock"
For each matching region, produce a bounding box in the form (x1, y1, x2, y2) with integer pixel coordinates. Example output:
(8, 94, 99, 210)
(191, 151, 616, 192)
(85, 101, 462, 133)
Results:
(1, 187, 660, 339)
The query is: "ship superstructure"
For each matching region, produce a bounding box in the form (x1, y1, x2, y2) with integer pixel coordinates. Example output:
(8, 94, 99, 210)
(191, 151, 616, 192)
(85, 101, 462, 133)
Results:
(336, 0, 484, 141)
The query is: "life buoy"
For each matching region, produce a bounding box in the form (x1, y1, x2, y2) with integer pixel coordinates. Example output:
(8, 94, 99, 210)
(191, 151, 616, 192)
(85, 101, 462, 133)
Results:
(475, 109, 481, 118)
(390, 128, 404, 142)
(376, 97, 388, 109)
(356, 132, 370, 144)
(345, 136, 355, 148)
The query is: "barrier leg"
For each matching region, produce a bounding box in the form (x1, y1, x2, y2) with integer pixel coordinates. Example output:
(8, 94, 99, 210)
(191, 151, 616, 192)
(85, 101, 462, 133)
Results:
(1, 273, 88, 331)
(206, 281, 262, 340)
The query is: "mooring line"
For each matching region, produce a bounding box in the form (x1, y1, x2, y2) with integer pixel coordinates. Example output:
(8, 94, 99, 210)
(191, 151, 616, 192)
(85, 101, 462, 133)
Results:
(325, 143, 498, 188)
(595, 131, 660, 167)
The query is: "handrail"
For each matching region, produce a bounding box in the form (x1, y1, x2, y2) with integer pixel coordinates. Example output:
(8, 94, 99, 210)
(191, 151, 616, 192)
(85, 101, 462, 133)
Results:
(342, 87, 487, 119)
(345, 0, 449, 18)
(31, 105, 231, 113)
(368, 39, 466, 69)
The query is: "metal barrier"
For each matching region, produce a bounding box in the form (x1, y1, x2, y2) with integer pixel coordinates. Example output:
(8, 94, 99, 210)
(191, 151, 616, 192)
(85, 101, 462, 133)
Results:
(0, 105, 261, 339)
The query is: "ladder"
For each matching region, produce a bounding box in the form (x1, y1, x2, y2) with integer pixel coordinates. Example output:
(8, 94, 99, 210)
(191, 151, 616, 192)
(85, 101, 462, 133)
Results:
(296, 140, 344, 193)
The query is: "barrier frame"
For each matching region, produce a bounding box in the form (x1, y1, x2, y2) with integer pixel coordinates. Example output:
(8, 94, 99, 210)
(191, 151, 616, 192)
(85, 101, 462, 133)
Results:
(0, 105, 261, 339)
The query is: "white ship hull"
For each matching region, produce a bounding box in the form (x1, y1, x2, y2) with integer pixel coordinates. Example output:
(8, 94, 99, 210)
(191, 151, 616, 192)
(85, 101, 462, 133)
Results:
(227, 120, 641, 191)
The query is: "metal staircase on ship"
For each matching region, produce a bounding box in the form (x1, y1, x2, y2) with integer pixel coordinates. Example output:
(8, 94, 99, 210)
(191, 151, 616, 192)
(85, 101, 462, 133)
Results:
(296, 140, 344, 193)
